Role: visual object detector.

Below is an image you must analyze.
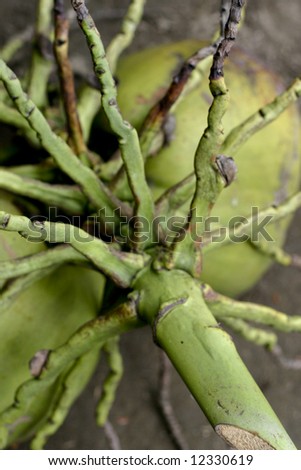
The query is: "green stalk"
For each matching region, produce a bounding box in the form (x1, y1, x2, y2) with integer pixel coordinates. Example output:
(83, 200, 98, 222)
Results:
(27, 0, 54, 108)
(96, 337, 123, 426)
(72, 0, 154, 246)
(167, 1, 246, 274)
(188, 75, 229, 231)
(249, 240, 301, 268)
(154, 73, 301, 233)
(77, 0, 146, 141)
(0, 169, 87, 214)
(203, 285, 301, 333)
(8, 161, 57, 182)
(0, 103, 39, 147)
(31, 346, 101, 450)
(0, 299, 142, 449)
(0, 245, 88, 281)
(0, 58, 126, 221)
(0, 26, 33, 63)
(220, 317, 278, 349)
(0, 211, 148, 288)
(204, 191, 301, 252)
(165, 73, 230, 275)
(222, 77, 301, 156)
(106, 0, 146, 75)
(134, 266, 296, 449)
(0, 267, 56, 311)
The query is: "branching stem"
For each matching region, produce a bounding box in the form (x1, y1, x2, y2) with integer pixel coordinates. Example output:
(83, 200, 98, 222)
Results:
(72, 0, 154, 247)
(0, 211, 148, 287)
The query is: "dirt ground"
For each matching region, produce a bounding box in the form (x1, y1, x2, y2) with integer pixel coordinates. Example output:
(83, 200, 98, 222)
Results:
(1, 0, 301, 450)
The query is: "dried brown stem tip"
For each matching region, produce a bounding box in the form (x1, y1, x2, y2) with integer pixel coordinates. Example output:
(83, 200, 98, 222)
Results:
(71, 0, 89, 22)
(210, 0, 246, 80)
(142, 44, 218, 132)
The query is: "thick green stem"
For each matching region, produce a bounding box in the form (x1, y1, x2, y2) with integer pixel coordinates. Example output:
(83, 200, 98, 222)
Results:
(167, 77, 230, 275)
(133, 266, 295, 449)
(189, 77, 229, 231)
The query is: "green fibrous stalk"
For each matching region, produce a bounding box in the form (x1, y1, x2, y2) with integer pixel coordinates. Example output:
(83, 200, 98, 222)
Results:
(133, 266, 296, 450)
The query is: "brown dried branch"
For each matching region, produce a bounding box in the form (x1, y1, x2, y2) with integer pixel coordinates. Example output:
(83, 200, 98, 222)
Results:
(210, 0, 246, 80)
(139, 43, 219, 159)
(54, 0, 87, 160)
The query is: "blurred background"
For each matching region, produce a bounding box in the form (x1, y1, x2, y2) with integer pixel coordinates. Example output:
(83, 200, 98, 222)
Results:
(1, 0, 301, 450)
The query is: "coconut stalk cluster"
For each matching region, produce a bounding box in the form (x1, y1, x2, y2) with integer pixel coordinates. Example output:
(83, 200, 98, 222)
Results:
(0, 0, 301, 450)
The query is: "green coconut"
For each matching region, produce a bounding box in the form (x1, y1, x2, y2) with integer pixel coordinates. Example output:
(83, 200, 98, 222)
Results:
(114, 40, 301, 297)
(0, 194, 105, 445)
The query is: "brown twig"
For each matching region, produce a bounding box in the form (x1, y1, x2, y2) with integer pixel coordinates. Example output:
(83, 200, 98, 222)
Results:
(139, 43, 219, 159)
(210, 0, 246, 81)
(141, 0, 238, 149)
(54, 0, 87, 160)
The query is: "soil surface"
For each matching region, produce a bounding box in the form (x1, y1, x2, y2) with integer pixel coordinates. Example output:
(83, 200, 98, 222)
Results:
(1, 0, 301, 450)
